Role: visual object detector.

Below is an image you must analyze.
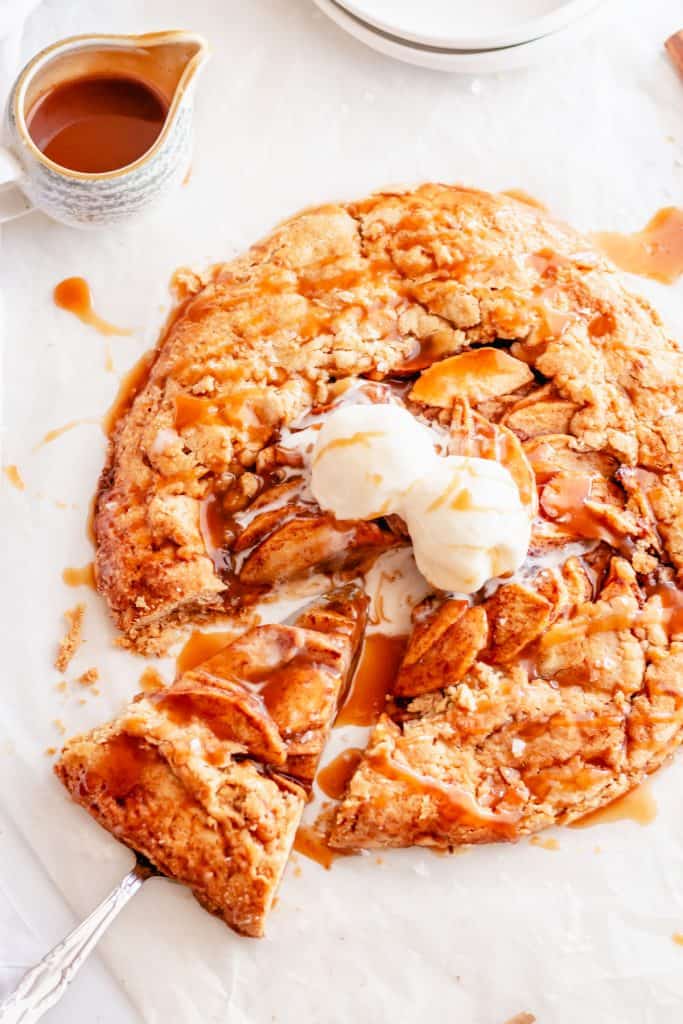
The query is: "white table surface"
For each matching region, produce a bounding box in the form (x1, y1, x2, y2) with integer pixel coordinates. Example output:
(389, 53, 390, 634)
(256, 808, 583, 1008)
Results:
(2, 2, 683, 1022)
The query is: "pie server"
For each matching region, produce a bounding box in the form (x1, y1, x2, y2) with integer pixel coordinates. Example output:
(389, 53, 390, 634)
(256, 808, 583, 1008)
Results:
(0, 854, 159, 1022)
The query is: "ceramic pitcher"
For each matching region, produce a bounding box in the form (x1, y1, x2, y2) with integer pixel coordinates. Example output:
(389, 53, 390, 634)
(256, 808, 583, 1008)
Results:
(0, 30, 209, 228)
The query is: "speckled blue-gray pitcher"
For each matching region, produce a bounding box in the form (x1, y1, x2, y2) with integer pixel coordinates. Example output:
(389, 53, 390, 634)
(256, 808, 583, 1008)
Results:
(0, 30, 208, 228)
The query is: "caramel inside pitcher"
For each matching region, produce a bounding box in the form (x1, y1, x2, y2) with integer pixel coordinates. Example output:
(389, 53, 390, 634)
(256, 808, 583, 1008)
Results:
(22, 38, 202, 173)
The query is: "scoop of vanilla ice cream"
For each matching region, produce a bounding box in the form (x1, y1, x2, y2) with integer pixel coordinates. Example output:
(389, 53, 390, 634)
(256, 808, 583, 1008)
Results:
(403, 455, 531, 593)
(311, 403, 437, 520)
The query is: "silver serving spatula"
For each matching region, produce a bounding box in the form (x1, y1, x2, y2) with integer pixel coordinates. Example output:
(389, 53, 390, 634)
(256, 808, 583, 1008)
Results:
(0, 854, 158, 1024)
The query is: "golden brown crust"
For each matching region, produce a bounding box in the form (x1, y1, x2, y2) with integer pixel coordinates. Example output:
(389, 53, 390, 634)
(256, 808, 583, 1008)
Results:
(93, 183, 683, 853)
(55, 726, 303, 937)
(55, 589, 366, 936)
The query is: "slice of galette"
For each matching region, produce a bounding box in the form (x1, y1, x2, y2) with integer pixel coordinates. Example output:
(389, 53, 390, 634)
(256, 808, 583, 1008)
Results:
(55, 587, 366, 936)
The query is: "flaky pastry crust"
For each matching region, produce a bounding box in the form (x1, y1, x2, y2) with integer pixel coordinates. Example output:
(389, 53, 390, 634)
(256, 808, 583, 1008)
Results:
(86, 184, 683, 867)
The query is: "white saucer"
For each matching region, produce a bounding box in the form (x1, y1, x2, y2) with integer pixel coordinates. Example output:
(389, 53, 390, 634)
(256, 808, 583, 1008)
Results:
(314, 0, 610, 74)
(339, 0, 603, 51)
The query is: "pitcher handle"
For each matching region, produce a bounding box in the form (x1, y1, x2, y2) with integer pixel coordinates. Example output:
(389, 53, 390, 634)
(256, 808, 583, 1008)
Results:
(0, 147, 32, 223)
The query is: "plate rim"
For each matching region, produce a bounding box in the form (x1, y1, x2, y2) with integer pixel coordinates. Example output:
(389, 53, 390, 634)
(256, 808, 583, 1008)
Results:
(336, 0, 604, 51)
(314, 0, 610, 73)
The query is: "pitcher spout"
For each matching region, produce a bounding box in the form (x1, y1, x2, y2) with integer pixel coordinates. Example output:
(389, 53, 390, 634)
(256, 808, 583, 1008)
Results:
(127, 31, 210, 109)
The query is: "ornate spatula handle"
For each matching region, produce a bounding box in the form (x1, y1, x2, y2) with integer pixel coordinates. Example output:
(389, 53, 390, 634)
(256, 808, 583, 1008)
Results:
(0, 860, 152, 1024)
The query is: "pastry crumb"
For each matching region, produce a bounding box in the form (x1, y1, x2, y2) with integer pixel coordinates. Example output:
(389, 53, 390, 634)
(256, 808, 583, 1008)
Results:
(44, 746, 57, 756)
(77, 668, 99, 687)
(53, 719, 66, 736)
(55, 603, 85, 672)
(529, 835, 559, 852)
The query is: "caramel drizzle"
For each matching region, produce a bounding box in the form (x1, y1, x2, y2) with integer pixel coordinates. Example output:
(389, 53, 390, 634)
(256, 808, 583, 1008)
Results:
(368, 748, 520, 835)
(312, 430, 384, 464)
(540, 586, 683, 651)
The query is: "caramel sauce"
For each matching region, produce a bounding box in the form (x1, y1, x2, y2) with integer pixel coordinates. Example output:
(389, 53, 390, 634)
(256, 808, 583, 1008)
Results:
(570, 781, 657, 828)
(197, 643, 334, 726)
(450, 487, 475, 511)
(592, 208, 683, 284)
(502, 188, 547, 211)
(174, 394, 220, 430)
(293, 824, 340, 869)
(173, 387, 273, 445)
(3, 465, 24, 490)
(538, 596, 637, 655)
(85, 733, 151, 799)
(450, 409, 535, 509)
(524, 440, 562, 484)
(588, 312, 616, 338)
(313, 430, 384, 463)
(62, 563, 96, 589)
(199, 492, 239, 575)
(37, 418, 98, 448)
(176, 630, 237, 674)
(54, 277, 131, 336)
(86, 488, 98, 545)
(258, 656, 334, 719)
(393, 335, 454, 374)
(673, 933, 683, 947)
(368, 749, 520, 835)
(317, 748, 363, 800)
(157, 690, 261, 742)
(336, 633, 407, 727)
(139, 666, 166, 694)
(297, 265, 368, 299)
(28, 74, 168, 174)
(666, 30, 683, 79)
(540, 473, 623, 547)
(102, 349, 155, 437)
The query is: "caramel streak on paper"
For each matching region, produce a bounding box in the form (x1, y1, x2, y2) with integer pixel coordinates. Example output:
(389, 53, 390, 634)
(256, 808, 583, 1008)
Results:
(665, 30, 683, 78)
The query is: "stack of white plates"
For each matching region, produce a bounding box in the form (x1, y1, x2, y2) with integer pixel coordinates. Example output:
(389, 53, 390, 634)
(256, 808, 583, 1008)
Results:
(314, 0, 610, 72)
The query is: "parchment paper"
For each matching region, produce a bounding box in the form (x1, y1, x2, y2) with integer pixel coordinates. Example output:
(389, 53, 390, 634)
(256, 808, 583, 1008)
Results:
(2, 2, 683, 1021)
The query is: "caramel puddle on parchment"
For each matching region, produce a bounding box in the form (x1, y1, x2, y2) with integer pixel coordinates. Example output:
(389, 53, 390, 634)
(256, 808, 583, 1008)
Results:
(293, 823, 355, 870)
(3, 465, 25, 490)
(570, 781, 657, 828)
(317, 748, 363, 801)
(335, 633, 407, 727)
(62, 563, 96, 589)
(592, 207, 683, 284)
(54, 277, 132, 337)
(293, 825, 339, 869)
(55, 276, 132, 372)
